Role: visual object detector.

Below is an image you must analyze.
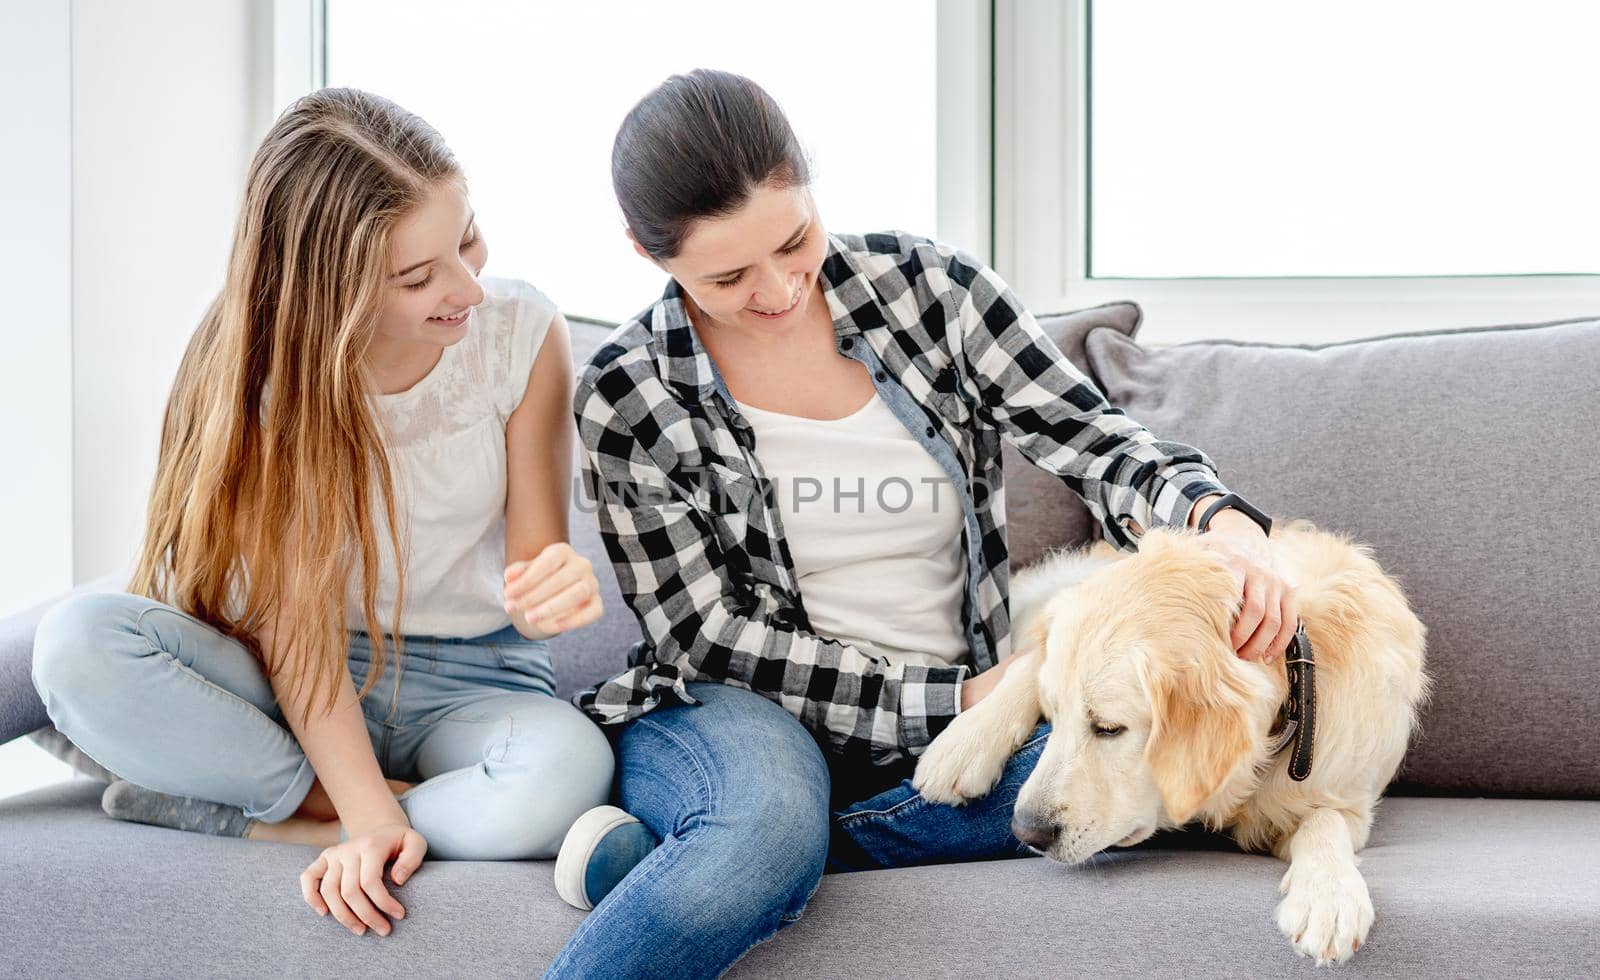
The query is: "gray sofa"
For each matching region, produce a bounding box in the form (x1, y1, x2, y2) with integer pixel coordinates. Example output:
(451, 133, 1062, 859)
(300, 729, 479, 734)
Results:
(3, 310, 1597, 977)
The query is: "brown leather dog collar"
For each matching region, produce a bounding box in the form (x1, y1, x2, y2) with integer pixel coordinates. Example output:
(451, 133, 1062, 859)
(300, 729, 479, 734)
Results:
(1265, 622, 1317, 781)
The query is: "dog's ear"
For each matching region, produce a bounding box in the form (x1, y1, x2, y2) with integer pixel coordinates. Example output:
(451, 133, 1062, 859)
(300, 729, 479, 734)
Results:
(1142, 656, 1256, 826)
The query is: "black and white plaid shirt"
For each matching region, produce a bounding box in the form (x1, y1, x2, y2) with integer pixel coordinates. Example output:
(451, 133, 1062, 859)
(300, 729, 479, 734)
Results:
(572, 232, 1229, 765)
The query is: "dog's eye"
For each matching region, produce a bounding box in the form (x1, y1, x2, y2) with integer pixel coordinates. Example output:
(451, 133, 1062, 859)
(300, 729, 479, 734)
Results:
(1092, 723, 1127, 738)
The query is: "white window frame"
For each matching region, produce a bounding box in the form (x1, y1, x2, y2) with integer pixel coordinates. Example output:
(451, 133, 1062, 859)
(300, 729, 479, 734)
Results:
(268, 0, 326, 125)
(994, 0, 1600, 344)
(936, 0, 994, 264)
(275, 0, 993, 284)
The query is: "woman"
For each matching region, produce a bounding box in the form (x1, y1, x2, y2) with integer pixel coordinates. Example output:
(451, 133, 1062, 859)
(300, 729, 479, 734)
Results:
(547, 70, 1296, 977)
(29, 88, 635, 939)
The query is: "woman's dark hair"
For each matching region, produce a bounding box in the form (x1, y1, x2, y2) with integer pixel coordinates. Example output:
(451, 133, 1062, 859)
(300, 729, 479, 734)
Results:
(612, 69, 812, 259)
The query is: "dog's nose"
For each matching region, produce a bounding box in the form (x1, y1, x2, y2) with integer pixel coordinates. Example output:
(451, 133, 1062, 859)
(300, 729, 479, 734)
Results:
(1011, 810, 1056, 851)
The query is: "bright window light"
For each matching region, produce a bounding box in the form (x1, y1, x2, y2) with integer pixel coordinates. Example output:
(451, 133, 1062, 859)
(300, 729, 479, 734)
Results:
(327, 0, 939, 321)
(1088, 0, 1600, 278)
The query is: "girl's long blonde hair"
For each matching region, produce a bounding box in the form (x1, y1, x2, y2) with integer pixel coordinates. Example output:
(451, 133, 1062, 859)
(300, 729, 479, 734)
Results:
(130, 88, 460, 720)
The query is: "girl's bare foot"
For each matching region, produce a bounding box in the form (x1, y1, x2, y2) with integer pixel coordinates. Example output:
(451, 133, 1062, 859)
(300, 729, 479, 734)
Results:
(244, 778, 414, 844)
(247, 816, 342, 847)
(293, 777, 415, 822)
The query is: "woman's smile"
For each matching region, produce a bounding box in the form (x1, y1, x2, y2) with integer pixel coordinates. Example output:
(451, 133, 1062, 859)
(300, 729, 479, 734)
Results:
(747, 280, 804, 319)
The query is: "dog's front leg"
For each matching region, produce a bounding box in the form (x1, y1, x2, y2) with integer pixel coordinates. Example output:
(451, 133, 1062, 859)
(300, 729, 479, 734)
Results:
(912, 652, 1041, 805)
(1274, 808, 1375, 965)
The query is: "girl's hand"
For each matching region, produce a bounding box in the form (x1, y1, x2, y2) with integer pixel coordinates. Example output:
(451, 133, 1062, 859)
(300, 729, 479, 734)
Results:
(504, 542, 603, 638)
(300, 824, 426, 937)
(1192, 509, 1298, 664)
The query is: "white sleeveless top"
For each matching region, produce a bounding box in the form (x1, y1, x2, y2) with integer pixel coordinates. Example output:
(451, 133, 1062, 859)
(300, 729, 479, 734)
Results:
(345, 276, 558, 638)
(733, 392, 968, 669)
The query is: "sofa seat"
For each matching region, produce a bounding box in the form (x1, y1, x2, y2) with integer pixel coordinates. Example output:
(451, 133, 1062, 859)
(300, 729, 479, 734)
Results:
(3, 782, 1593, 976)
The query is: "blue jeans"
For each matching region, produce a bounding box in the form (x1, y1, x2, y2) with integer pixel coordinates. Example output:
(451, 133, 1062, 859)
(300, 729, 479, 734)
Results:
(545, 682, 1048, 979)
(30, 592, 614, 860)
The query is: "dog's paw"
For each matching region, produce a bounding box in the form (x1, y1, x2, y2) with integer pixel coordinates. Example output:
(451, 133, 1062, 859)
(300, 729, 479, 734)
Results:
(1274, 859, 1375, 965)
(912, 714, 1010, 806)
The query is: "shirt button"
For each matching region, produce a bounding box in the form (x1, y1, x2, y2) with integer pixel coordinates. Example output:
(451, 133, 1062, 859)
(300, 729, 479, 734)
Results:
(874, 370, 887, 382)
(840, 337, 854, 351)
(924, 425, 936, 437)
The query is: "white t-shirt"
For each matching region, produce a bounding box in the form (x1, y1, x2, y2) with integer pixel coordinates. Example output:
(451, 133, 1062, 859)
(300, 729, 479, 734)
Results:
(345, 276, 557, 638)
(733, 392, 969, 669)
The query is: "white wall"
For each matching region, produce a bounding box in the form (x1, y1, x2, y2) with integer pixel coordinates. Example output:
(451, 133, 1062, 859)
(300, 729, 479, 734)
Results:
(0, 2, 74, 618)
(2, 0, 269, 800)
(69, 0, 266, 584)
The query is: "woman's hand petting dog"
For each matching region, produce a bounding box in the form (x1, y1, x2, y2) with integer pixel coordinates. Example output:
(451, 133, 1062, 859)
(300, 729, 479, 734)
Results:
(1192, 508, 1298, 664)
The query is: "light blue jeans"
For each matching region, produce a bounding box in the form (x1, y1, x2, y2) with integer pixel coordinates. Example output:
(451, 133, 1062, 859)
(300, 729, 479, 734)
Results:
(30, 592, 614, 860)
(544, 682, 1049, 979)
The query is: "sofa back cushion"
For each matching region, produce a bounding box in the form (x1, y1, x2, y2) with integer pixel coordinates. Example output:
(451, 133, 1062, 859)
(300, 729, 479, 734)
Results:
(1001, 303, 1142, 568)
(1080, 316, 1600, 798)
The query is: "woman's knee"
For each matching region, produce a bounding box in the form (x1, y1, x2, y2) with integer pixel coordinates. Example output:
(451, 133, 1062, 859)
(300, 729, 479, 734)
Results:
(669, 787, 829, 931)
(628, 684, 830, 918)
(742, 777, 830, 919)
(31, 592, 151, 705)
(714, 691, 829, 918)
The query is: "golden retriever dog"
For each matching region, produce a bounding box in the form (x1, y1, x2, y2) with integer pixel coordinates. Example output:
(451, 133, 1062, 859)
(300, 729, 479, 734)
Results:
(913, 523, 1429, 965)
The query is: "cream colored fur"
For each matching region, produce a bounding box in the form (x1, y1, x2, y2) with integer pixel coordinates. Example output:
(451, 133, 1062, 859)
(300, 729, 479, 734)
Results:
(913, 523, 1429, 965)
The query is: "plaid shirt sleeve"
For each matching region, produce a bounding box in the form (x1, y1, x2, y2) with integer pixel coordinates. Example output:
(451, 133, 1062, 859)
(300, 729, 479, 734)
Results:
(572, 354, 970, 764)
(943, 246, 1229, 549)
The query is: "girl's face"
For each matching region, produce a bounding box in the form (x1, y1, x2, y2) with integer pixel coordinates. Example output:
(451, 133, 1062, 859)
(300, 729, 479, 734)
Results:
(375, 181, 488, 350)
(644, 182, 828, 335)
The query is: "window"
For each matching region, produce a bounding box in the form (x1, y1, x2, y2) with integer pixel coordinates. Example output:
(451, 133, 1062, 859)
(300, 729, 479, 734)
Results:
(995, 1, 1600, 342)
(1088, 0, 1600, 279)
(325, 0, 943, 323)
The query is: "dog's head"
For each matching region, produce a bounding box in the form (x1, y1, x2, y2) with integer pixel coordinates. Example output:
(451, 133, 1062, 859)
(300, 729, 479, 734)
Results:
(1011, 529, 1274, 863)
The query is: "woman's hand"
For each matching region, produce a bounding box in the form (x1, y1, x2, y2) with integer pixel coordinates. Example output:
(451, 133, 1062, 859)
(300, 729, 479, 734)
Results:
(1191, 507, 1298, 663)
(300, 823, 426, 937)
(504, 542, 604, 639)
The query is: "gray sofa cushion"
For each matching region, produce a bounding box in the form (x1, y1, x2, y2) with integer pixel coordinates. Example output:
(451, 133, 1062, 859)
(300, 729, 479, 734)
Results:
(0, 596, 51, 744)
(0, 576, 125, 745)
(1083, 316, 1600, 798)
(1001, 302, 1141, 570)
(5, 314, 1598, 976)
(2, 781, 1593, 975)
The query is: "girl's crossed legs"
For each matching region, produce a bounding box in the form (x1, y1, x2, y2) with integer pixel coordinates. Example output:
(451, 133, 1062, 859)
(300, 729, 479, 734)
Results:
(31, 592, 612, 860)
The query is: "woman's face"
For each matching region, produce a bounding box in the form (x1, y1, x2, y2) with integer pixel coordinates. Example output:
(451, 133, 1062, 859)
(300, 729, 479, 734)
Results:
(375, 181, 488, 350)
(645, 182, 828, 335)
